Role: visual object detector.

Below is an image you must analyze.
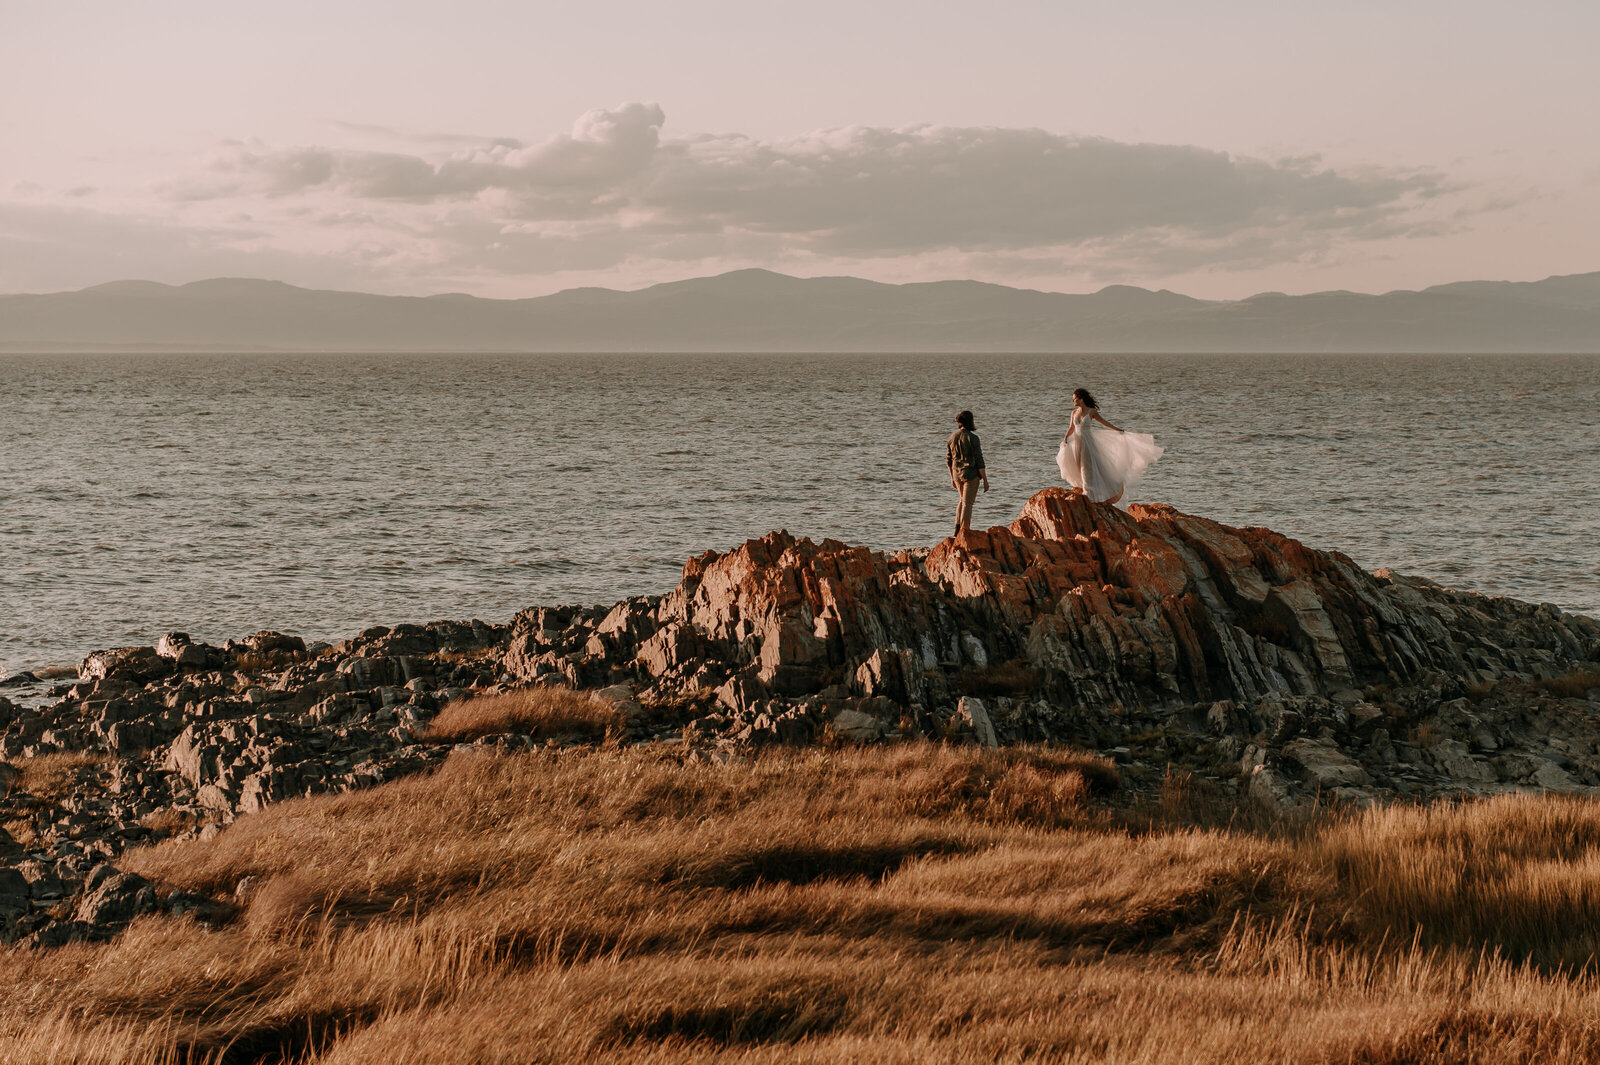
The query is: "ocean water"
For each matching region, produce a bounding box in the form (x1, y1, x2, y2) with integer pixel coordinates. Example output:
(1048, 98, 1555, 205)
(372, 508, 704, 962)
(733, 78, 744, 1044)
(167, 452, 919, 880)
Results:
(1, 353, 1597, 678)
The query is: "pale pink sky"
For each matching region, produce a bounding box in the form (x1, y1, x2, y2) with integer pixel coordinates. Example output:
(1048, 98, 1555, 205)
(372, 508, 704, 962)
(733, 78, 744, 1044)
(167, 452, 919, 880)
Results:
(2, 0, 1596, 298)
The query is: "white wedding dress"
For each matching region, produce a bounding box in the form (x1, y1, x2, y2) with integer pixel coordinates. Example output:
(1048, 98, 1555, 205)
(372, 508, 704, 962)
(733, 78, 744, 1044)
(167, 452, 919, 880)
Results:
(1055, 407, 1164, 508)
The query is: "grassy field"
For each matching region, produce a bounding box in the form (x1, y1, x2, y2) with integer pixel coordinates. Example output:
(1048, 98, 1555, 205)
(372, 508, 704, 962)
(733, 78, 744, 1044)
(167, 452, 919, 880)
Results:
(5, 738, 1600, 1063)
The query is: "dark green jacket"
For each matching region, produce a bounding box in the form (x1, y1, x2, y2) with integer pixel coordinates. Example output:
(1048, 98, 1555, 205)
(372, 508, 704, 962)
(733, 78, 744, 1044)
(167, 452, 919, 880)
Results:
(946, 428, 986, 481)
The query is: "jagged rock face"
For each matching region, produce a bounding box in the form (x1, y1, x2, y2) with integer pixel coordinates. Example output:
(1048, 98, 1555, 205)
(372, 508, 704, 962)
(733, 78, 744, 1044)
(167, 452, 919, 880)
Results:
(639, 488, 1599, 712)
(658, 534, 950, 699)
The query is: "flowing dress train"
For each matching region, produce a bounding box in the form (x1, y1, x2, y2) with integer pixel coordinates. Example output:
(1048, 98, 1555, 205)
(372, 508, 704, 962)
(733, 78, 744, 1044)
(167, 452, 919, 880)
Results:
(1056, 407, 1163, 508)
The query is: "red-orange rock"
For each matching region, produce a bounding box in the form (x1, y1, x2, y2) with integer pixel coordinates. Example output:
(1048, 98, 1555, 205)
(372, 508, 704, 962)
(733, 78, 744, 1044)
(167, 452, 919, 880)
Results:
(640, 488, 1598, 714)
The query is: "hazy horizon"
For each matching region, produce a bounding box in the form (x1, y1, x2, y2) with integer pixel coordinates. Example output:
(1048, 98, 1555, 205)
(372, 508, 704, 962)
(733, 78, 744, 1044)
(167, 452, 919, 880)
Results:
(11, 262, 1600, 303)
(7, 266, 1599, 354)
(3, 262, 1593, 303)
(4, 1, 1597, 302)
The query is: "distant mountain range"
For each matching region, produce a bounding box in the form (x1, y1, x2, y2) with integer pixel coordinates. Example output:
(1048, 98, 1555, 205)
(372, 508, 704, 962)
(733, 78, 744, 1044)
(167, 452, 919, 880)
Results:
(3, 268, 1599, 352)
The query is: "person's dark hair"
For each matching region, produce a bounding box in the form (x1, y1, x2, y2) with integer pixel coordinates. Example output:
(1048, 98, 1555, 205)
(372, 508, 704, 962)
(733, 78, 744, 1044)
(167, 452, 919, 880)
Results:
(1072, 388, 1098, 409)
(956, 410, 974, 430)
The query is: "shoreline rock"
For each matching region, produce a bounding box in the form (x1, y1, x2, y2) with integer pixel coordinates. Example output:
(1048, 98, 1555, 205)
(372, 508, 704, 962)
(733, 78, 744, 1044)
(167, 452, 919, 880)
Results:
(2, 488, 1598, 948)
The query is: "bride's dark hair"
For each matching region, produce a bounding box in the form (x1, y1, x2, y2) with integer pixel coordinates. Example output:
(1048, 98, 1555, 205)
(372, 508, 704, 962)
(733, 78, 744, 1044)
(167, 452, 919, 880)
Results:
(1073, 388, 1098, 409)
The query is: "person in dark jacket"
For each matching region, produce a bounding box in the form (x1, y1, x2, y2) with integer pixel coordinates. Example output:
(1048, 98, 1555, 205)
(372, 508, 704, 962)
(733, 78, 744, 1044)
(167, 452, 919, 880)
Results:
(946, 409, 989, 534)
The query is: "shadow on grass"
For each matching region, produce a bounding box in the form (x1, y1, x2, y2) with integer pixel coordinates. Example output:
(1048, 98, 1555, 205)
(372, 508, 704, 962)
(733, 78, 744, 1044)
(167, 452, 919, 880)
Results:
(608, 986, 850, 1048)
(664, 836, 974, 890)
(179, 1004, 382, 1065)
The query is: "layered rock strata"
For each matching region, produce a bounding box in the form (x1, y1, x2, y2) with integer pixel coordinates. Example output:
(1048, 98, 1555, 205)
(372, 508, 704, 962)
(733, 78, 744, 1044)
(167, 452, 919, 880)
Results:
(546, 489, 1600, 799)
(2, 489, 1598, 948)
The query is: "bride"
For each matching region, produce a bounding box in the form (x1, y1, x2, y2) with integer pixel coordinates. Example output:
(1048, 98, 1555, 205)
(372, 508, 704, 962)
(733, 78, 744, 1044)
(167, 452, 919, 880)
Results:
(1056, 388, 1164, 507)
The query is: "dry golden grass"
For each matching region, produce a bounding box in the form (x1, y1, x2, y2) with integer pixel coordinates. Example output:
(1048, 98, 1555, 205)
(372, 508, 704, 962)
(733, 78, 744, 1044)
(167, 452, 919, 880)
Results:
(137, 807, 205, 836)
(12, 750, 108, 801)
(420, 686, 626, 743)
(2, 743, 1600, 1063)
(1533, 669, 1600, 700)
(1314, 796, 1600, 969)
(2, 819, 36, 848)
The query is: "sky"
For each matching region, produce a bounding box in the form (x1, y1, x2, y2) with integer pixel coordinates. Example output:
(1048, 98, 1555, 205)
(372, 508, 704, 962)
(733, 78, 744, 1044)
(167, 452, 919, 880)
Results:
(3, 0, 1597, 299)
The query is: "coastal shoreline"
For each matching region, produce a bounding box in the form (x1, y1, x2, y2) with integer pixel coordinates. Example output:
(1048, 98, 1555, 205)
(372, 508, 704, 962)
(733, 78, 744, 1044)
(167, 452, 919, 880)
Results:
(3, 487, 1599, 948)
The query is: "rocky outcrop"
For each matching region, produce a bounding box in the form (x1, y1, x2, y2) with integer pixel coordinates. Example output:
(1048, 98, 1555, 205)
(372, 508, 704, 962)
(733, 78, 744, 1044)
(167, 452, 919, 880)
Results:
(557, 488, 1588, 700)
(2, 490, 1598, 948)
(539, 488, 1600, 804)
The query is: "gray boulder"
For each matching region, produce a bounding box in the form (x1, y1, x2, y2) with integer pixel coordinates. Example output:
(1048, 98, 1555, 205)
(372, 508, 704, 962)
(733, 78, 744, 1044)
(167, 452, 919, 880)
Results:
(831, 708, 883, 743)
(957, 697, 1000, 748)
(1283, 738, 1371, 789)
(165, 724, 221, 787)
(241, 631, 306, 656)
(1430, 739, 1498, 785)
(336, 655, 402, 689)
(1249, 766, 1299, 813)
(156, 632, 213, 669)
(79, 646, 172, 684)
(591, 683, 643, 725)
(17, 860, 66, 901)
(74, 867, 160, 928)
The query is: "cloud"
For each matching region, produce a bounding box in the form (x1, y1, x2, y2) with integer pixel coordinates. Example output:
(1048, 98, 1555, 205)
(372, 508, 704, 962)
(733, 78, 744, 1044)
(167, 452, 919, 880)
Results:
(189, 103, 667, 202)
(174, 105, 1447, 266)
(5, 104, 1472, 295)
(642, 128, 1445, 255)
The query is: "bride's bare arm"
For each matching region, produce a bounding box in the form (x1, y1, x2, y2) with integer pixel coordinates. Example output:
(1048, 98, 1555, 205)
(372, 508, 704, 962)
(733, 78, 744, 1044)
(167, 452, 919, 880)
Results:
(1092, 412, 1125, 433)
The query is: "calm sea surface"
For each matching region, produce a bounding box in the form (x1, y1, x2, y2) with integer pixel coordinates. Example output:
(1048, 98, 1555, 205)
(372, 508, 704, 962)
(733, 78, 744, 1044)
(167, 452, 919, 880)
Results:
(2, 353, 1597, 678)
